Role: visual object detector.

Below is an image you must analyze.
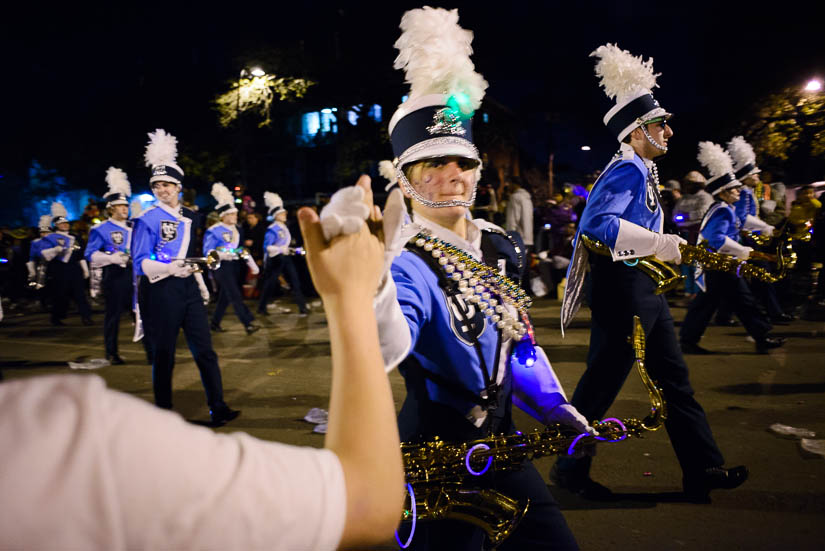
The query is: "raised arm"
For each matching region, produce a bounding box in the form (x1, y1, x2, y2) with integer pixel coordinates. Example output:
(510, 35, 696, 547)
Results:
(298, 204, 404, 547)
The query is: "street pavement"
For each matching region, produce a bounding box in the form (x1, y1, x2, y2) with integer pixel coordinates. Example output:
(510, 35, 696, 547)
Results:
(1, 297, 823, 550)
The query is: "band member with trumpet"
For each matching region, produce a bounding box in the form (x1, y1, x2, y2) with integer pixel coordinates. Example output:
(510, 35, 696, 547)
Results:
(204, 182, 260, 335)
(321, 9, 588, 549)
(679, 142, 786, 355)
(38, 202, 93, 327)
(84, 168, 133, 364)
(558, 44, 747, 502)
(257, 192, 310, 317)
(132, 129, 239, 426)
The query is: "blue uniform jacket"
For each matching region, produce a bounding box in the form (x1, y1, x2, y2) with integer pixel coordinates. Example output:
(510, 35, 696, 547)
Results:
(131, 204, 198, 277)
(733, 186, 757, 225)
(29, 237, 48, 261)
(263, 221, 290, 261)
(203, 223, 240, 253)
(699, 202, 741, 251)
(39, 233, 78, 263)
(85, 220, 131, 261)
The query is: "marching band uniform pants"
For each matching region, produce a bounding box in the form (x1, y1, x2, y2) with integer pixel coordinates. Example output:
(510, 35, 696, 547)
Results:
(50, 261, 91, 323)
(257, 256, 307, 313)
(211, 261, 254, 327)
(102, 265, 132, 357)
(680, 271, 772, 345)
(556, 257, 725, 480)
(138, 275, 226, 411)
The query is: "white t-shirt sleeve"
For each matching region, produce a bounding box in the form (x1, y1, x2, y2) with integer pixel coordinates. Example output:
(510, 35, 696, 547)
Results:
(0, 375, 346, 551)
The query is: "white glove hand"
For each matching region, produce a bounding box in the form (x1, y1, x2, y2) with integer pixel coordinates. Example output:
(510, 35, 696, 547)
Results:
(114, 252, 130, 267)
(41, 246, 63, 262)
(653, 233, 686, 264)
(80, 260, 90, 280)
(26, 261, 36, 279)
(737, 246, 753, 261)
(167, 260, 195, 278)
(319, 185, 371, 241)
(218, 251, 235, 261)
(546, 403, 598, 436)
(764, 225, 775, 238)
(245, 256, 260, 275)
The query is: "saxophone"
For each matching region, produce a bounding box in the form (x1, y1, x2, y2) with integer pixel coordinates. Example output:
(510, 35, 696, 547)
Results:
(396, 316, 665, 548)
(579, 233, 788, 295)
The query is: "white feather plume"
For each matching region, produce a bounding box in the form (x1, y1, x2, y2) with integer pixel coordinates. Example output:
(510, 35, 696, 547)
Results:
(393, 7, 488, 110)
(38, 215, 52, 229)
(264, 191, 283, 211)
(105, 167, 131, 198)
(697, 141, 734, 178)
(210, 182, 234, 206)
(143, 128, 178, 167)
(378, 160, 397, 183)
(51, 202, 68, 219)
(726, 136, 756, 168)
(590, 43, 660, 102)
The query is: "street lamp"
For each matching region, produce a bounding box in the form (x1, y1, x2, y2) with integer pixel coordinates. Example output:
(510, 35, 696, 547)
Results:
(804, 78, 822, 92)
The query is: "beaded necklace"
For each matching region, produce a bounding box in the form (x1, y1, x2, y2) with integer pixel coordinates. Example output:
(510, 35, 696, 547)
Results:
(409, 230, 531, 342)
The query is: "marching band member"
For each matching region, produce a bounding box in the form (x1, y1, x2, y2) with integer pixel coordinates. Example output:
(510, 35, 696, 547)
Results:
(26, 215, 53, 309)
(132, 129, 239, 426)
(558, 45, 747, 502)
(39, 202, 93, 326)
(203, 182, 260, 334)
(257, 192, 310, 317)
(84, 167, 133, 364)
(679, 142, 786, 355)
(321, 8, 588, 549)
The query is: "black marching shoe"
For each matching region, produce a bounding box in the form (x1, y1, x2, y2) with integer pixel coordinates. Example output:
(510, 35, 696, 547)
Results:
(210, 322, 225, 333)
(106, 354, 125, 365)
(683, 465, 749, 502)
(755, 336, 786, 354)
(245, 324, 261, 335)
(715, 318, 739, 327)
(549, 464, 614, 501)
(680, 342, 715, 355)
(210, 406, 241, 427)
(770, 313, 795, 325)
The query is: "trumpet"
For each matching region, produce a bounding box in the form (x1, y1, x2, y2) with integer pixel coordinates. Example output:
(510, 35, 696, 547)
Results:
(175, 249, 222, 272)
(218, 246, 252, 261)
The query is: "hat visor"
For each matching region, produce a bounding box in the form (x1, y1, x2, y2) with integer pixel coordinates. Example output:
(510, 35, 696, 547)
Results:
(399, 138, 481, 169)
(711, 180, 743, 196)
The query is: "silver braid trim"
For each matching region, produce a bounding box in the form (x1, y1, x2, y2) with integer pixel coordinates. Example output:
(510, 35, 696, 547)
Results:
(640, 123, 668, 153)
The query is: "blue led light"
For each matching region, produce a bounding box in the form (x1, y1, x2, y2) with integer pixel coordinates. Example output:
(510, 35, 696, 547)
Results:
(511, 337, 537, 368)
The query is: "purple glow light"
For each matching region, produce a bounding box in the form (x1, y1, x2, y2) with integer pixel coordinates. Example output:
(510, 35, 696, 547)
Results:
(736, 262, 744, 278)
(567, 433, 588, 456)
(395, 483, 417, 549)
(596, 417, 628, 442)
(465, 443, 493, 476)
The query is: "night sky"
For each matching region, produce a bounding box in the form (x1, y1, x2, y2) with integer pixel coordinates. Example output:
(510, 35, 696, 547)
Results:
(3, 1, 824, 216)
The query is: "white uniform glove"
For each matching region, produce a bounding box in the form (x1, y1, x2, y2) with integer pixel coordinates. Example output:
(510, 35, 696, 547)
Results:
(168, 260, 195, 278)
(80, 260, 90, 279)
(194, 272, 210, 304)
(26, 261, 36, 279)
(319, 185, 371, 241)
(245, 256, 260, 275)
(113, 252, 130, 267)
(217, 251, 235, 262)
(266, 244, 285, 257)
(545, 403, 597, 436)
(744, 214, 774, 237)
(718, 237, 753, 260)
(652, 233, 686, 264)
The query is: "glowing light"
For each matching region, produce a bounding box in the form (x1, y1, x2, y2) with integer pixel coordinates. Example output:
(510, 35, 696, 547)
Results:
(544, 223, 552, 229)
(674, 214, 685, 222)
(249, 67, 265, 77)
(805, 79, 823, 92)
(139, 193, 154, 202)
(594, 418, 628, 442)
(446, 92, 474, 118)
(623, 258, 639, 267)
(567, 433, 588, 456)
(465, 443, 493, 476)
(320, 108, 332, 114)
(395, 484, 417, 548)
(581, 145, 591, 151)
(0, 258, 8, 264)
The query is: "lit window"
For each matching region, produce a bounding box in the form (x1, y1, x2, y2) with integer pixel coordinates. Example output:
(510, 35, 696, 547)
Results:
(302, 112, 320, 136)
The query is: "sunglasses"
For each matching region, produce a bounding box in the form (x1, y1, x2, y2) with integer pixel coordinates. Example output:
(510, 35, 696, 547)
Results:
(421, 156, 480, 171)
(645, 117, 670, 130)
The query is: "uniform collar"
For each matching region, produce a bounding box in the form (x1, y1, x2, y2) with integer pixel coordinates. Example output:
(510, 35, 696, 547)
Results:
(158, 201, 183, 219)
(108, 218, 130, 230)
(412, 212, 483, 260)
